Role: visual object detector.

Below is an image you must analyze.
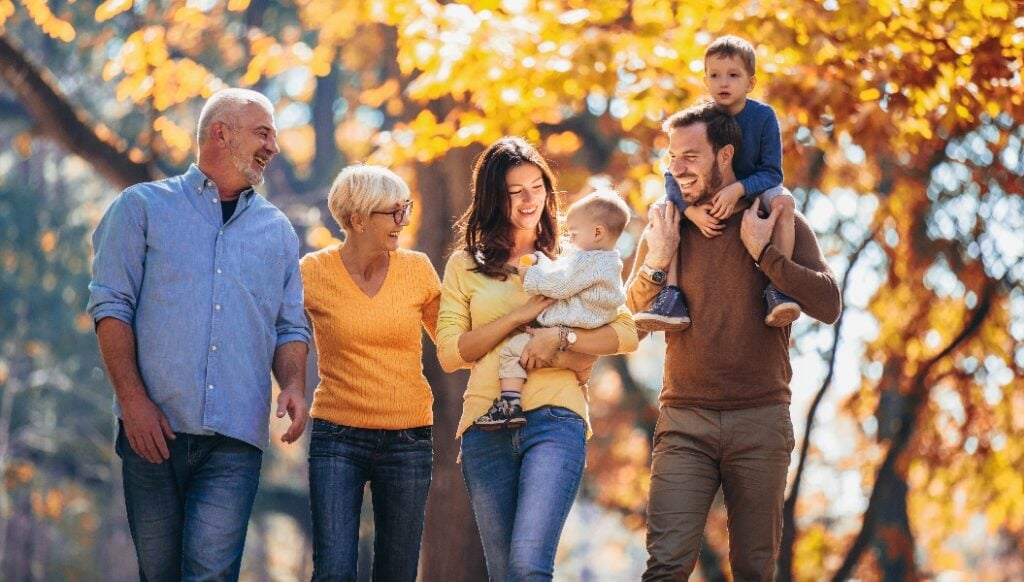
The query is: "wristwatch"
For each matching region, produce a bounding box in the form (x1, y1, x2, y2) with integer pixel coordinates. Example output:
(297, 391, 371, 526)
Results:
(558, 325, 578, 352)
(565, 329, 578, 349)
(639, 263, 668, 285)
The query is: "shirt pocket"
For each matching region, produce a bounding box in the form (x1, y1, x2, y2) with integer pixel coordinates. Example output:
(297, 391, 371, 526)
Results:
(238, 244, 287, 306)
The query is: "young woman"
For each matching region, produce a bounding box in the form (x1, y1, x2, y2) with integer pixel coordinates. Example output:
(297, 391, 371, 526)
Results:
(436, 137, 639, 580)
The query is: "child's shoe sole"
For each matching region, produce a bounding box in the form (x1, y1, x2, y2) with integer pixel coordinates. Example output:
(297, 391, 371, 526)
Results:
(635, 314, 692, 333)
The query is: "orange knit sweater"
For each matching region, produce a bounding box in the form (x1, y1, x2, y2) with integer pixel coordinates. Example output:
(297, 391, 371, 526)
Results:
(300, 247, 440, 429)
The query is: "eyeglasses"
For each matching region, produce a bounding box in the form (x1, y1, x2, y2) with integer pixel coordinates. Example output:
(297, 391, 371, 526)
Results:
(371, 201, 414, 225)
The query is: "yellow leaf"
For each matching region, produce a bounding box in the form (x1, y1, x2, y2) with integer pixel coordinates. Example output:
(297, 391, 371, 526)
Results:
(306, 226, 340, 249)
(963, 0, 983, 18)
(410, 110, 439, 133)
(95, 0, 132, 22)
(22, 0, 76, 41)
(309, 45, 335, 77)
(227, 0, 251, 12)
(545, 131, 581, 155)
(278, 126, 316, 170)
(0, 0, 15, 27)
(154, 116, 194, 158)
(984, 0, 1010, 17)
(362, 79, 400, 108)
(860, 87, 881, 101)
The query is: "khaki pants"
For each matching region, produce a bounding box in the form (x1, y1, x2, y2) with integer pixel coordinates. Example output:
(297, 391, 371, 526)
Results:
(643, 405, 795, 581)
(498, 332, 533, 380)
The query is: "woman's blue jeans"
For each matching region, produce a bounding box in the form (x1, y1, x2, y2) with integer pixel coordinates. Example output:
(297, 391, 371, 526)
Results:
(308, 419, 433, 582)
(460, 406, 587, 581)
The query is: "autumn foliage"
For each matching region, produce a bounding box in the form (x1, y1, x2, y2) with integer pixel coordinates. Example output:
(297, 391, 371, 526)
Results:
(1, 0, 1022, 579)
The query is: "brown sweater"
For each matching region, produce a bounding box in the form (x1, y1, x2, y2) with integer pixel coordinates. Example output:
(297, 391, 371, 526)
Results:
(626, 203, 841, 410)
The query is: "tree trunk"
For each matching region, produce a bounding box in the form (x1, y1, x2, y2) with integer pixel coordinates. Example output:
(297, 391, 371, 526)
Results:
(778, 230, 876, 582)
(415, 146, 489, 581)
(873, 476, 917, 582)
(832, 282, 996, 580)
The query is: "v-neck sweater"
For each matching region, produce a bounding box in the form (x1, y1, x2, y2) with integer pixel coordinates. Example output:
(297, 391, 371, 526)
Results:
(300, 246, 441, 429)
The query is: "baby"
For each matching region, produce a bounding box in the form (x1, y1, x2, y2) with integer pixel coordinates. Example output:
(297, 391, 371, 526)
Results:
(475, 190, 631, 428)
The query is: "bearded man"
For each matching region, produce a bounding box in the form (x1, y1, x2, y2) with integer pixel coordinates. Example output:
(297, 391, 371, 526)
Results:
(88, 88, 310, 580)
(626, 100, 841, 580)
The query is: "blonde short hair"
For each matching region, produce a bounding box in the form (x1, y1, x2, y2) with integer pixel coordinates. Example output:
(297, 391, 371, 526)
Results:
(568, 189, 631, 238)
(327, 165, 410, 232)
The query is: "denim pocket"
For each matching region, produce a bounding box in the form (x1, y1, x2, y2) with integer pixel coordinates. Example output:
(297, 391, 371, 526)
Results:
(401, 426, 433, 444)
(543, 406, 584, 424)
(311, 418, 350, 439)
(114, 422, 127, 458)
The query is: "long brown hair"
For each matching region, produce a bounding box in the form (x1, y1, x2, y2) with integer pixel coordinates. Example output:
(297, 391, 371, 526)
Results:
(454, 137, 560, 280)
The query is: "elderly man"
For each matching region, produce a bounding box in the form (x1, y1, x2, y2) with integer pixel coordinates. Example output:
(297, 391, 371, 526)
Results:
(88, 88, 310, 580)
(628, 101, 841, 580)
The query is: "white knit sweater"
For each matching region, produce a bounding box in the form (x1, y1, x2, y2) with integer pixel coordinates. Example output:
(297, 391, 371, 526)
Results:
(522, 249, 626, 329)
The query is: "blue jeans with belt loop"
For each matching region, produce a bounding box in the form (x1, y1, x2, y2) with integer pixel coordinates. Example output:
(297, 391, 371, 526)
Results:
(460, 406, 587, 581)
(308, 418, 433, 582)
(115, 421, 263, 581)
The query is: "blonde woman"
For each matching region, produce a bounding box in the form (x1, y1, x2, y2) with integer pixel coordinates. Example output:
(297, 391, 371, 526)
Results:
(301, 165, 439, 580)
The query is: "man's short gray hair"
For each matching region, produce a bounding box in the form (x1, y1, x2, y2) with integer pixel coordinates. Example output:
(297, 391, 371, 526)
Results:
(196, 88, 274, 143)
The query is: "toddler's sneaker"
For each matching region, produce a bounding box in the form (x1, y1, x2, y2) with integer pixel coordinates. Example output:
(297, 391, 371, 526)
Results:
(634, 285, 692, 332)
(764, 284, 801, 327)
(474, 395, 526, 429)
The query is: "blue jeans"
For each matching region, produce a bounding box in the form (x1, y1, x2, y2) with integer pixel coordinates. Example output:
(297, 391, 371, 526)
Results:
(115, 421, 263, 581)
(308, 419, 433, 582)
(460, 406, 587, 581)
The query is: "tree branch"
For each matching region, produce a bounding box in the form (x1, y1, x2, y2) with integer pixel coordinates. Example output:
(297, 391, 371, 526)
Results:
(0, 95, 29, 123)
(0, 35, 154, 189)
(831, 279, 998, 581)
(778, 227, 877, 581)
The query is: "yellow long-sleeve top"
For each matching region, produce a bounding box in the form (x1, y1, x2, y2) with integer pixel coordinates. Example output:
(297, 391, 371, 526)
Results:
(301, 247, 440, 429)
(437, 251, 639, 438)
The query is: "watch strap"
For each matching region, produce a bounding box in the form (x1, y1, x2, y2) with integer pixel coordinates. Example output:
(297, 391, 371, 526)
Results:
(639, 263, 667, 285)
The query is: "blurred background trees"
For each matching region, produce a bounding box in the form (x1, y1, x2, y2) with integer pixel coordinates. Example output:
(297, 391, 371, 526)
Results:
(1, 0, 1021, 579)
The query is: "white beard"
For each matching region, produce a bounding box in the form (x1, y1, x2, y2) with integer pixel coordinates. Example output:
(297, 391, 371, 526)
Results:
(228, 139, 264, 186)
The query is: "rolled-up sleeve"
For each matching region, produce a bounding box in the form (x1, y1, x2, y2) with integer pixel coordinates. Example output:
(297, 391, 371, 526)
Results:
(87, 190, 146, 327)
(436, 253, 473, 372)
(607, 305, 639, 354)
(275, 229, 311, 346)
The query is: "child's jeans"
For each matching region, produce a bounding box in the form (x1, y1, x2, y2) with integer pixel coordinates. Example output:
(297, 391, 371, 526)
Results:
(664, 170, 791, 212)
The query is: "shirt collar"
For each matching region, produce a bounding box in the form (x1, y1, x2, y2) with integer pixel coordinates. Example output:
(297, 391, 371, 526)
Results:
(183, 164, 256, 199)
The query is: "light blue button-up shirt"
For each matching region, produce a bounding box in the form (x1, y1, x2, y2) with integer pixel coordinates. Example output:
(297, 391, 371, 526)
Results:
(87, 164, 310, 449)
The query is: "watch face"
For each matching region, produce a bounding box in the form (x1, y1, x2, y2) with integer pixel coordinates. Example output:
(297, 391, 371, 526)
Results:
(567, 331, 578, 345)
(651, 270, 667, 284)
